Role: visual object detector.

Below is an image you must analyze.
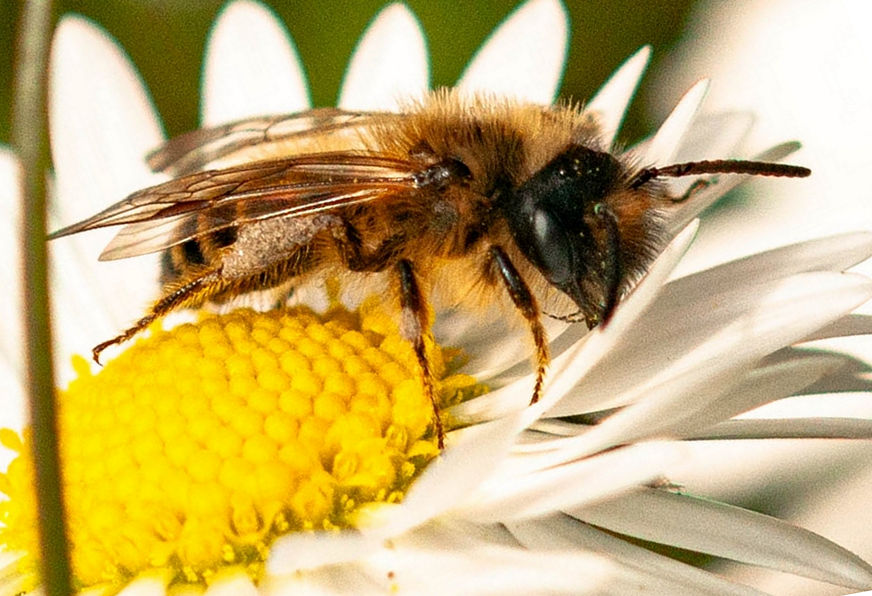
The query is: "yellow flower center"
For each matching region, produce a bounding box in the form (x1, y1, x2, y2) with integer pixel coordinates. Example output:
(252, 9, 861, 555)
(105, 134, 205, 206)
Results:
(0, 302, 483, 591)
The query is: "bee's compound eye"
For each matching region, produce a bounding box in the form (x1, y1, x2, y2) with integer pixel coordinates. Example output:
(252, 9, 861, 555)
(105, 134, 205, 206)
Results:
(531, 208, 573, 285)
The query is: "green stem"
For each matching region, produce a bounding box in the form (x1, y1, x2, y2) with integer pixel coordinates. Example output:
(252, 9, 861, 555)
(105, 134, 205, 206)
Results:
(11, 2, 72, 595)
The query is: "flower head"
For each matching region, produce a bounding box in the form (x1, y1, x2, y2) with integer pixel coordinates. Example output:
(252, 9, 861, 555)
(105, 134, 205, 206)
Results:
(2, 1, 872, 595)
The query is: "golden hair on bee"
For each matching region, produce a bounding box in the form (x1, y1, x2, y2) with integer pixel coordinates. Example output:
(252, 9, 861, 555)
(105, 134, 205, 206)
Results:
(50, 87, 810, 447)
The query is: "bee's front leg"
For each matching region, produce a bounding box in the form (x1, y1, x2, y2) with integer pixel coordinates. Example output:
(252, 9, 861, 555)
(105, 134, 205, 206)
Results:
(396, 259, 444, 449)
(489, 246, 549, 405)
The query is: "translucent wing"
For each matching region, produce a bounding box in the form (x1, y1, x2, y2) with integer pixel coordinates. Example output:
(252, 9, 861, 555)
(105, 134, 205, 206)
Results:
(50, 152, 423, 261)
(148, 108, 400, 176)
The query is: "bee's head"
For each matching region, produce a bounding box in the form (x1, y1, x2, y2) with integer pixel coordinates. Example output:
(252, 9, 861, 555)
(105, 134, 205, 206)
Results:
(501, 144, 630, 327)
(502, 143, 812, 327)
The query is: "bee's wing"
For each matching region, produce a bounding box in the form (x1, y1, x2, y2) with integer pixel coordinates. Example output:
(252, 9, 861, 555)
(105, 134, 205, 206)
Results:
(50, 153, 423, 261)
(148, 109, 399, 176)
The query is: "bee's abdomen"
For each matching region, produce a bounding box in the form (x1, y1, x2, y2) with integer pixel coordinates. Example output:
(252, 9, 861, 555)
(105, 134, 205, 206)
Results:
(160, 226, 238, 284)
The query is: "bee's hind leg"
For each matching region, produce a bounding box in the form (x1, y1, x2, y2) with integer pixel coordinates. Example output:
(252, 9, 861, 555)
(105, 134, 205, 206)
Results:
(489, 246, 549, 404)
(396, 259, 445, 449)
(92, 268, 226, 364)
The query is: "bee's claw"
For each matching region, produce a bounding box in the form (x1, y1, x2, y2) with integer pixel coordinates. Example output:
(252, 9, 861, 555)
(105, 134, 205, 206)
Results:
(91, 339, 115, 365)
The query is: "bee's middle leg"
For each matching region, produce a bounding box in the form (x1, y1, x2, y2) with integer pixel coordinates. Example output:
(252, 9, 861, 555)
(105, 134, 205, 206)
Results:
(396, 259, 444, 449)
(488, 246, 549, 404)
(92, 267, 226, 364)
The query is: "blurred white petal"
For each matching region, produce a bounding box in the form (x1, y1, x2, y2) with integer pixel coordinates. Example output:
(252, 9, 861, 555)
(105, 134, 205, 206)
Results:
(204, 572, 259, 596)
(338, 3, 428, 111)
(640, 79, 709, 166)
(668, 354, 843, 435)
(654, 0, 872, 274)
(585, 46, 651, 148)
(572, 488, 872, 589)
(116, 576, 168, 596)
(457, 0, 568, 103)
(509, 515, 765, 596)
(202, 0, 310, 125)
(50, 16, 164, 210)
(458, 441, 685, 522)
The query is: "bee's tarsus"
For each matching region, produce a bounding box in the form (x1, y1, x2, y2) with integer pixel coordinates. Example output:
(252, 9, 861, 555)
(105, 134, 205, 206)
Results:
(91, 344, 106, 366)
(397, 259, 444, 449)
(90, 269, 224, 365)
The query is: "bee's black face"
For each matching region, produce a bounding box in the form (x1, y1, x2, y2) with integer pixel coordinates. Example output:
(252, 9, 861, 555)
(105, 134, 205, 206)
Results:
(501, 144, 623, 322)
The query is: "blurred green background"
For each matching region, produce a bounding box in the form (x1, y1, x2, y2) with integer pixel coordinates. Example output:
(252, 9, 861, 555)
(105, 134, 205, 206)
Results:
(1, 0, 696, 149)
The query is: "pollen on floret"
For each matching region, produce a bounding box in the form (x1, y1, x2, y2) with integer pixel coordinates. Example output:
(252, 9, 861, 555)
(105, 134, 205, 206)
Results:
(0, 304, 484, 591)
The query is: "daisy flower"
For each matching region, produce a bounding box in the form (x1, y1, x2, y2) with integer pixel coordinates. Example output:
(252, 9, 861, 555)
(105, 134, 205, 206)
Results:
(2, 1, 872, 595)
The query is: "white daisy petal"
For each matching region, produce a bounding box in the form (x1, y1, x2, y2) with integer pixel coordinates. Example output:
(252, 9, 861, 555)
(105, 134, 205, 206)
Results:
(804, 313, 872, 342)
(531, 354, 845, 443)
(371, 547, 617, 595)
(202, 0, 310, 125)
(458, 441, 685, 522)
(666, 354, 844, 436)
(673, 231, 872, 284)
(338, 3, 428, 111)
(267, 530, 378, 574)
(360, 539, 659, 596)
(743, 393, 872, 419)
(436, 311, 552, 391)
(690, 417, 872, 440)
(571, 488, 872, 589)
(0, 557, 30, 595)
(532, 272, 872, 463)
(550, 235, 872, 418)
(584, 46, 651, 148)
(671, 111, 755, 164)
(9, 1, 871, 593)
(457, 0, 568, 103)
(116, 575, 167, 596)
(639, 79, 709, 167)
(204, 571, 259, 596)
(623, 272, 870, 409)
(509, 514, 765, 596)
(266, 563, 381, 595)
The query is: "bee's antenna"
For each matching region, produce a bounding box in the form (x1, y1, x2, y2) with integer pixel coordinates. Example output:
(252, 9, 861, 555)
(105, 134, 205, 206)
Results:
(631, 159, 811, 189)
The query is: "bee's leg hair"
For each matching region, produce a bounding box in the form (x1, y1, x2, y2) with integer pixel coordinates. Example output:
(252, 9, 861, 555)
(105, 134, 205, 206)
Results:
(489, 246, 549, 404)
(92, 268, 225, 365)
(396, 259, 444, 449)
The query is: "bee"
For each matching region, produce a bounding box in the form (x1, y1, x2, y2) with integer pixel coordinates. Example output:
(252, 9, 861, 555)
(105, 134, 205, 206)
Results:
(51, 89, 810, 447)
